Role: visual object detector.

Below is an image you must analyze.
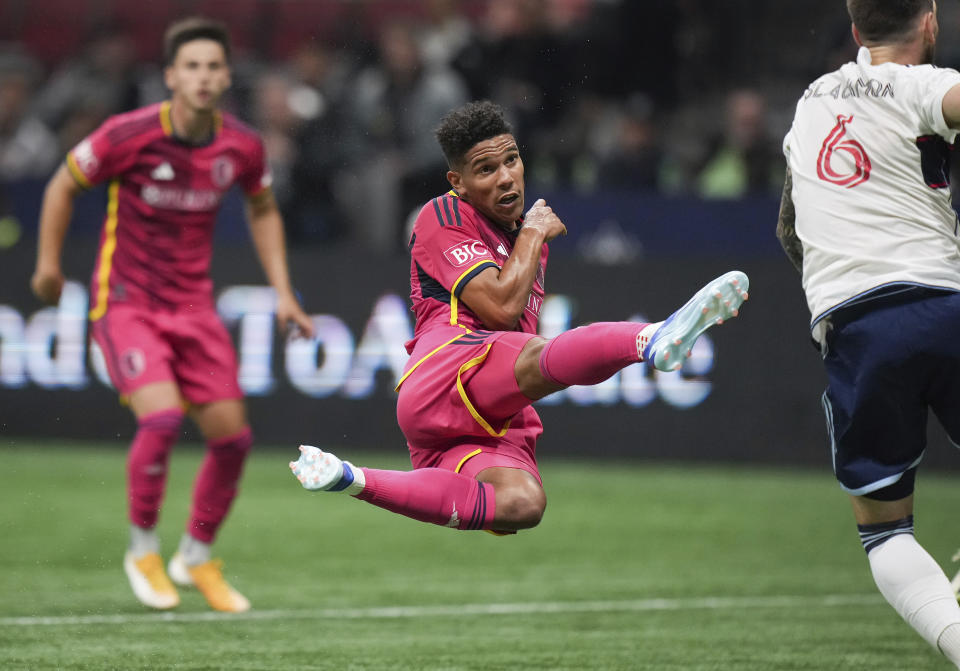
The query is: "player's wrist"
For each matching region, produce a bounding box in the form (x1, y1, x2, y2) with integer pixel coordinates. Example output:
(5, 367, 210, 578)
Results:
(34, 262, 61, 277)
(517, 223, 548, 243)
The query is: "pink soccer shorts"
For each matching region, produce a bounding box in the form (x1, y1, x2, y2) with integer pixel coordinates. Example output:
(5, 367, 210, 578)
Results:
(397, 327, 543, 483)
(91, 302, 243, 405)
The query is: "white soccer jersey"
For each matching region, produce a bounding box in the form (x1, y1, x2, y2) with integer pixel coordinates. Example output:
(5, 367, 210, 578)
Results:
(783, 46, 960, 330)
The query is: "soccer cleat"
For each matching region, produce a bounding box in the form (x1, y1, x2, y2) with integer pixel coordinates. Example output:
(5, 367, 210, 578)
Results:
(123, 551, 180, 610)
(642, 270, 749, 372)
(289, 445, 364, 493)
(168, 552, 250, 613)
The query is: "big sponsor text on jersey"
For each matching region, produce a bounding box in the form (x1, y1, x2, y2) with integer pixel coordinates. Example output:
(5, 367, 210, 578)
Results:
(443, 240, 493, 267)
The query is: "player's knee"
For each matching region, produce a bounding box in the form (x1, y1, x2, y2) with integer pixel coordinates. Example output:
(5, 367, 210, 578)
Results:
(209, 426, 254, 454)
(497, 483, 547, 529)
(514, 337, 563, 399)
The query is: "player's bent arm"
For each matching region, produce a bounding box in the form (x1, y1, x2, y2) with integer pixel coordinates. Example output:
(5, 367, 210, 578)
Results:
(243, 189, 315, 337)
(942, 83, 960, 130)
(776, 166, 803, 273)
(459, 225, 549, 330)
(32, 163, 84, 304)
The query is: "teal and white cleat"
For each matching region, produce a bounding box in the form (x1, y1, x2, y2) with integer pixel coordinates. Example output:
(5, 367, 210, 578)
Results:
(642, 270, 749, 372)
(289, 445, 364, 494)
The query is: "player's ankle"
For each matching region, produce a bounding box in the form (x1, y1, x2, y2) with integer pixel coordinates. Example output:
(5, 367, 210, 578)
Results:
(636, 322, 662, 361)
(178, 534, 212, 566)
(338, 461, 366, 496)
(129, 524, 160, 557)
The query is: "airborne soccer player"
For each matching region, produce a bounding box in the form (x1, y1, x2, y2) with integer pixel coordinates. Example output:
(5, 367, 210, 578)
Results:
(780, 0, 960, 666)
(31, 17, 314, 612)
(290, 100, 748, 534)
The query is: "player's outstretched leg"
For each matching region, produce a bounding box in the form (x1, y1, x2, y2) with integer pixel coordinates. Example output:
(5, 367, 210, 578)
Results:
(642, 270, 749, 372)
(290, 446, 497, 530)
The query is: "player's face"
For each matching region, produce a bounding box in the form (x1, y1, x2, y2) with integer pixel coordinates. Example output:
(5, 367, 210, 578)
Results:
(164, 39, 231, 112)
(449, 134, 524, 230)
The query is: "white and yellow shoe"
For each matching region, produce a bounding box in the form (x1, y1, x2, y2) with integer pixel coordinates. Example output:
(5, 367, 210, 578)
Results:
(168, 552, 250, 613)
(123, 551, 180, 610)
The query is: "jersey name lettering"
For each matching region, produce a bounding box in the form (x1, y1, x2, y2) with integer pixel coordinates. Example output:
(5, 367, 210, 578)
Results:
(805, 78, 894, 101)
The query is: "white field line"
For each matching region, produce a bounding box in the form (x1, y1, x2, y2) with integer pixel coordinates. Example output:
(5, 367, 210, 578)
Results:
(0, 594, 883, 627)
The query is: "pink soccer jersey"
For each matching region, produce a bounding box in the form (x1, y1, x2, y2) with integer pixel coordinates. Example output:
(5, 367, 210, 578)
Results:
(406, 191, 548, 343)
(66, 101, 272, 319)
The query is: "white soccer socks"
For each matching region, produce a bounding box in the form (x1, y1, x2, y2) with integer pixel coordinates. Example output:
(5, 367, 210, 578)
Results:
(129, 524, 160, 556)
(868, 534, 960, 666)
(177, 533, 212, 566)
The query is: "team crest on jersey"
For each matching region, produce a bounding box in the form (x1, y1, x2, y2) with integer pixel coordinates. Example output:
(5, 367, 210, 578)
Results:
(443, 240, 491, 267)
(119, 348, 146, 380)
(73, 139, 99, 174)
(211, 156, 235, 188)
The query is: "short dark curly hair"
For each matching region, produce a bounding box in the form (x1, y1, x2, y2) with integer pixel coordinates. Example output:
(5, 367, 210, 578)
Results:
(846, 0, 933, 44)
(435, 101, 514, 169)
(164, 16, 231, 66)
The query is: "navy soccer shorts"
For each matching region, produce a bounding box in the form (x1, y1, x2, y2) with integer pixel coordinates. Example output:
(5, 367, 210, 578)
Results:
(820, 288, 960, 499)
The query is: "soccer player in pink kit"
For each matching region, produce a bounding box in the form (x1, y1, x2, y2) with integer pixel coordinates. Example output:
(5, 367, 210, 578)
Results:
(290, 101, 748, 534)
(31, 18, 314, 612)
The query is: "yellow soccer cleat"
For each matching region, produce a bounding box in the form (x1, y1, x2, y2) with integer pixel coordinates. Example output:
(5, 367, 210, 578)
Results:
(168, 552, 250, 613)
(123, 551, 180, 610)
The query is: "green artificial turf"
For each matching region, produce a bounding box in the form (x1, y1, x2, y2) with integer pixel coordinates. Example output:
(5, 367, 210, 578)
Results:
(1, 441, 957, 670)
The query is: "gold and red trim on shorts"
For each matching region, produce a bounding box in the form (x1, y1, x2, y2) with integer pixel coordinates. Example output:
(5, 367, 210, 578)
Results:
(455, 448, 483, 474)
(454, 344, 511, 437)
(395, 335, 509, 439)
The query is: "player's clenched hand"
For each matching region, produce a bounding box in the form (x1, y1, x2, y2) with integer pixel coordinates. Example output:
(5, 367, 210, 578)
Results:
(276, 292, 316, 339)
(31, 267, 64, 305)
(522, 198, 566, 242)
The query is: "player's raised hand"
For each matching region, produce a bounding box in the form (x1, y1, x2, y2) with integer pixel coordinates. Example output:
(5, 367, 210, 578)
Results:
(30, 266, 65, 305)
(523, 198, 567, 242)
(275, 292, 315, 339)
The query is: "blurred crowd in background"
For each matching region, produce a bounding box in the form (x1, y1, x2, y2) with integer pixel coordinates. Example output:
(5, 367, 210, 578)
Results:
(4, 0, 959, 252)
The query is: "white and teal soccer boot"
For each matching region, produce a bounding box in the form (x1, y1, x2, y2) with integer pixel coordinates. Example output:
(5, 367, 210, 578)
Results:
(290, 445, 365, 494)
(641, 270, 749, 372)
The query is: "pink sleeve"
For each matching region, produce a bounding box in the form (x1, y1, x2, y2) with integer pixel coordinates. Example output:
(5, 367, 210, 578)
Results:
(238, 134, 273, 196)
(414, 197, 500, 298)
(65, 119, 125, 188)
